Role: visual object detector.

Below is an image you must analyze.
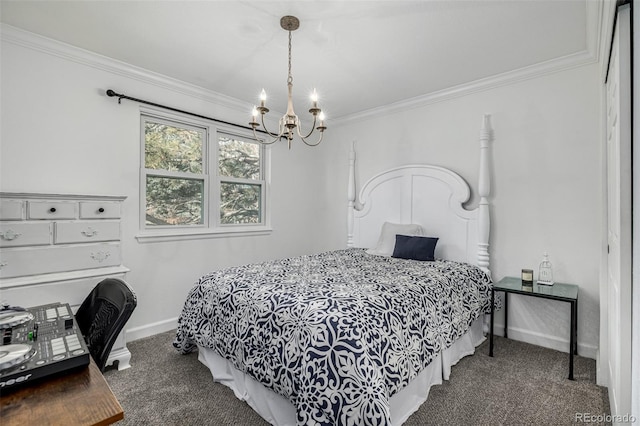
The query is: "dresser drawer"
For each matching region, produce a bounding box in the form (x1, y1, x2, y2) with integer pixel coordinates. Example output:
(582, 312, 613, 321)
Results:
(0, 274, 127, 309)
(28, 201, 77, 219)
(80, 201, 122, 219)
(0, 243, 122, 279)
(0, 199, 24, 220)
(0, 222, 52, 247)
(55, 221, 120, 244)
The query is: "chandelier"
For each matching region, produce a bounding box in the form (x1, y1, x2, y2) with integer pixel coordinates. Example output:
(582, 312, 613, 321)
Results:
(249, 15, 326, 148)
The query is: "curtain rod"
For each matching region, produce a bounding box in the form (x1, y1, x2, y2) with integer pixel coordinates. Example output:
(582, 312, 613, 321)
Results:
(105, 89, 283, 139)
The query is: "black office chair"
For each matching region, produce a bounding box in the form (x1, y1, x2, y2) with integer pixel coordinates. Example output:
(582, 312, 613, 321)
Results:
(75, 278, 137, 371)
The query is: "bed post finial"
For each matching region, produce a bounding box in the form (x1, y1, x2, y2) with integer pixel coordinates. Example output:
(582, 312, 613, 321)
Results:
(478, 114, 492, 275)
(347, 141, 357, 247)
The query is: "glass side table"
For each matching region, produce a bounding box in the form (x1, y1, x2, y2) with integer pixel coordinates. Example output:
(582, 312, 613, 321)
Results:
(489, 276, 579, 380)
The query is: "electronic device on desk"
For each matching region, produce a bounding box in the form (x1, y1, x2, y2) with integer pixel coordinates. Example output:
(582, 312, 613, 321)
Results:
(0, 302, 90, 392)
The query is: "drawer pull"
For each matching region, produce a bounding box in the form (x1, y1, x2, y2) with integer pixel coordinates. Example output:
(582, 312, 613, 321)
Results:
(0, 261, 7, 270)
(81, 227, 98, 237)
(49, 207, 57, 213)
(0, 229, 22, 241)
(98, 207, 105, 213)
(90, 251, 111, 263)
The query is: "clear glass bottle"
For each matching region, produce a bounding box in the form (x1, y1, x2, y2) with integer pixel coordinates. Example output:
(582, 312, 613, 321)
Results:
(538, 252, 554, 285)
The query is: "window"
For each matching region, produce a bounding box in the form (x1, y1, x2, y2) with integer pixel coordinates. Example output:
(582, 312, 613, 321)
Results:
(218, 134, 262, 224)
(143, 118, 206, 226)
(140, 112, 269, 241)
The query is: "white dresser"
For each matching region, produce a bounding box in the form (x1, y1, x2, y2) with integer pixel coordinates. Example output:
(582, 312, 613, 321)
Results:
(0, 192, 132, 370)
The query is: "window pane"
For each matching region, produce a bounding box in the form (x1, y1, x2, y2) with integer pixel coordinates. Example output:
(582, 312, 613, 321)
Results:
(146, 176, 204, 226)
(145, 121, 203, 173)
(220, 182, 261, 224)
(218, 135, 260, 179)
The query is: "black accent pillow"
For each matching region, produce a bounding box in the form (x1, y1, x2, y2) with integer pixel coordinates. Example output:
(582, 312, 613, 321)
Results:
(392, 235, 439, 261)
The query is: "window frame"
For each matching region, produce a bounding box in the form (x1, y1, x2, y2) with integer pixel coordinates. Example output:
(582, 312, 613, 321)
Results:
(216, 131, 266, 228)
(137, 108, 271, 243)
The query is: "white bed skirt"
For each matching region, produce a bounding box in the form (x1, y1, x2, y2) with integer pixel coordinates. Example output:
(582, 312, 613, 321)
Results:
(197, 316, 486, 426)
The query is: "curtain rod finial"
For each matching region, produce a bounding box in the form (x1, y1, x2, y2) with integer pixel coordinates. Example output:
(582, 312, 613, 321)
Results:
(106, 89, 124, 104)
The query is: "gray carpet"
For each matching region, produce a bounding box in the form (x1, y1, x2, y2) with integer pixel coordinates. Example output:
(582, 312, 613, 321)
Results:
(104, 331, 610, 425)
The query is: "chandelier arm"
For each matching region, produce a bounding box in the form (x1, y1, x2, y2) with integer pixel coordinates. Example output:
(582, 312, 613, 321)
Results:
(300, 130, 324, 147)
(295, 115, 318, 139)
(252, 127, 280, 145)
(259, 113, 286, 140)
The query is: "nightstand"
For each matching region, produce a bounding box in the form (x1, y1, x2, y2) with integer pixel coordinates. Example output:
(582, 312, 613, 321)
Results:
(489, 276, 579, 380)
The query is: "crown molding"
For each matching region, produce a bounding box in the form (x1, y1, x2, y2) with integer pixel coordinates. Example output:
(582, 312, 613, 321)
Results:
(587, 0, 606, 63)
(332, 48, 597, 126)
(596, 0, 620, 80)
(0, 23, 252, 114)
(334, 0, 604, 126)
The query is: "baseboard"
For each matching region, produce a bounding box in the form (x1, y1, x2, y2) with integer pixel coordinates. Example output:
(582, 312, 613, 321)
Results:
(492, 323, 598, 359)
(608, 363, 618, 416)
(596, 348, 607, 387)
(125, 318, 598, 360)
(126, 317, 178, 342)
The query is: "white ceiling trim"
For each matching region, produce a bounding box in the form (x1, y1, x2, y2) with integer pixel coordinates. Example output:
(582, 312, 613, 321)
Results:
(596, 0, 619, 81)
(334, 0, 603, 126)
(333, 48, 597, 126)
(0, 24, 252, 115)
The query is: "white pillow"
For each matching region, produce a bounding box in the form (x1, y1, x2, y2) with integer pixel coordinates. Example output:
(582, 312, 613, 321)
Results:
(366, 222, 424, 256)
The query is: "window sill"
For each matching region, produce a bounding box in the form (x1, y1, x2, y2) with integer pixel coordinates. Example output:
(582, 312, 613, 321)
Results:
(135, 226, 273, 243)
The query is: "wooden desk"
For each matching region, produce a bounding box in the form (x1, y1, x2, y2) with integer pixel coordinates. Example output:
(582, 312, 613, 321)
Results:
(0, 358, 123, 426)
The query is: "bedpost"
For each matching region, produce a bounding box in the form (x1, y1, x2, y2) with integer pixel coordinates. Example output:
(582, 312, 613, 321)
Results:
(478, 114, 492, 275)
(347, 141, 356, 247)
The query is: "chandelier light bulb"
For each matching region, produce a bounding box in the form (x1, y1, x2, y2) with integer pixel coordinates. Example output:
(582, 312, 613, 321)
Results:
(317, 111, 326, 131)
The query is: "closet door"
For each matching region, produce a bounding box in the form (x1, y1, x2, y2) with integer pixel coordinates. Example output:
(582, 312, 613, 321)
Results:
(633, 2, 640, 421)
(605, 3, 632, 418)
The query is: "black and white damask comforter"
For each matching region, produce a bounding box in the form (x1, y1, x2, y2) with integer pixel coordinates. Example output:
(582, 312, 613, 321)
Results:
(174, 248, 492, 425)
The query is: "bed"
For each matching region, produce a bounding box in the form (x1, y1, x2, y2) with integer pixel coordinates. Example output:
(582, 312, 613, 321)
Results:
(174, 115, 494, 425)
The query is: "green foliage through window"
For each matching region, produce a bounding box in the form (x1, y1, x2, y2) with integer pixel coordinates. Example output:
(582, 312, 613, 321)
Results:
(146, 176, 204, 225)
(218, 134, 262, 224)
(142, 116, 265, 229)
(145, 122, 203, 173)
(219, 136, 260, 179)
(220, 183, 261, 224)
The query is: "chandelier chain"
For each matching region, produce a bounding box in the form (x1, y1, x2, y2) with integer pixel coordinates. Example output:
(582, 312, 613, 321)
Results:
(287, 30, 293, 85)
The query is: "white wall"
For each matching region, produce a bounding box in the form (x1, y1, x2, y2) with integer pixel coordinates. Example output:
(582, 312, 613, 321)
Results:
(323, 64, 603, 358)
(0, 28, 337, 339)
(1, 27, 604, 360)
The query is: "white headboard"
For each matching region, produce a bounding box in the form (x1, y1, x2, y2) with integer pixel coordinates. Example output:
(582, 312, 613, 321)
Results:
(347, 114, 492, 275)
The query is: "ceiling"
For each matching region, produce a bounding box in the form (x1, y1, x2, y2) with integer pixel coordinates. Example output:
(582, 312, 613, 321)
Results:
(1, 1, 597, 121)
